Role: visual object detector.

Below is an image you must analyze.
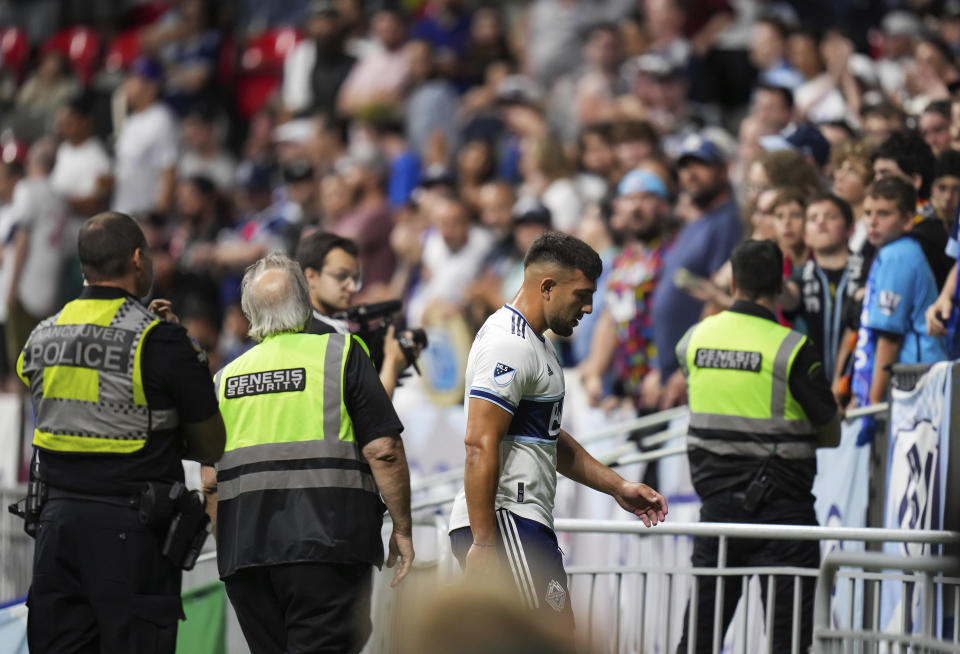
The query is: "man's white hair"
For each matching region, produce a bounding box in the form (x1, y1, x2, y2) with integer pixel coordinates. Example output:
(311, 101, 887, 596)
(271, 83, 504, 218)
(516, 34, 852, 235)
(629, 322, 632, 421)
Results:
(240, 252, 311, 342)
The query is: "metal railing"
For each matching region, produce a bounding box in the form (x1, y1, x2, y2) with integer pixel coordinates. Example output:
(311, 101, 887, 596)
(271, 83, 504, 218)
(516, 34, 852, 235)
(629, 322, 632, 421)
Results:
(814, 551, 960, 654)
(550, 520, 959, 654)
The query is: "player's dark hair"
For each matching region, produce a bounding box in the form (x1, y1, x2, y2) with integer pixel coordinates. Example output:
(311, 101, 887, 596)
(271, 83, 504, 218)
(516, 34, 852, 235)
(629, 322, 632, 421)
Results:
(924, 99, 951, 121)
(873, 130, 935, 200)
(731, 240, 783, 299)
(295, 231, 359, 273)
(523, 231, 603, 282)
(865, 176, 917, 218)
(807, 192, 854, 227)
(78, 211, 147, 281)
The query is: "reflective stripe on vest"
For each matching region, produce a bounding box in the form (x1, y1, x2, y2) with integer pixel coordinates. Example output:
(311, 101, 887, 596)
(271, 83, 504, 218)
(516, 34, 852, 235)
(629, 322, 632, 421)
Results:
(17, 296, 177, 454)
(678, 310, 814, 449)
(216, 332, 373, 502)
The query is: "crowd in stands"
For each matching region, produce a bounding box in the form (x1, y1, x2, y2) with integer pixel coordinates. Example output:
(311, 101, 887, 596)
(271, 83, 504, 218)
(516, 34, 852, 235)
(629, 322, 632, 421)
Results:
(1, 0, 960, 450)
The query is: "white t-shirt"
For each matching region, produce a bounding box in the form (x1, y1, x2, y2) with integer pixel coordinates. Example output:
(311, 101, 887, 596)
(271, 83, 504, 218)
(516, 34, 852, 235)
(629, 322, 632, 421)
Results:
(50, 138, 111, 201)
(113, 103, 178, 214)
(448, 304, 566, 532)
(0, 204, 17, 323)
(7, 178, 67, 318)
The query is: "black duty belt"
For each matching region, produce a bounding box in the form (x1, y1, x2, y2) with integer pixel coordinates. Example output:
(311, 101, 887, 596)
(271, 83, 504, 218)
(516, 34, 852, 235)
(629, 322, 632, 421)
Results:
(46, 487, 140, 509)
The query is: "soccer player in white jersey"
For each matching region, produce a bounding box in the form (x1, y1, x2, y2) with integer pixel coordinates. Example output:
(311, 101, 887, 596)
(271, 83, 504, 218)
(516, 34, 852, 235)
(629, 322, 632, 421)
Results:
(448, 232, 668, 628)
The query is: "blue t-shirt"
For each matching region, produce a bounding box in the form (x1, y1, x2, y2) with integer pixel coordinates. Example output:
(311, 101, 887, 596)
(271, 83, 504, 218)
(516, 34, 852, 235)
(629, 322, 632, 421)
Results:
(852, 236, 946, 403)
(652, 199, 742, 377)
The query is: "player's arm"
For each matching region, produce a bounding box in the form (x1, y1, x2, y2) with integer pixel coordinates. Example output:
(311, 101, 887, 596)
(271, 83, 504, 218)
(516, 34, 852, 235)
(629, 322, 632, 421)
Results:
(463, 397, 512, 546)
(556, 429, 667, 527)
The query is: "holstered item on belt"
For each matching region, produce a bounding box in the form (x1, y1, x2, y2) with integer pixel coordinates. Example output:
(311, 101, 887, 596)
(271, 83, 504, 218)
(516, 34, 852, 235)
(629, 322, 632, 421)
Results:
(161, 484, 210, 570)
(733, 456, 773, 515)
(7, 474, 47, 538)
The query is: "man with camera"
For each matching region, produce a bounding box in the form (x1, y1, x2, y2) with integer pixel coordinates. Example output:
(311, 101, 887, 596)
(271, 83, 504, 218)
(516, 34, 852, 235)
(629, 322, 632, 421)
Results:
(14, 211, 226, 653)
(295, 230, 420, 397)
(674, 240, 840, 654)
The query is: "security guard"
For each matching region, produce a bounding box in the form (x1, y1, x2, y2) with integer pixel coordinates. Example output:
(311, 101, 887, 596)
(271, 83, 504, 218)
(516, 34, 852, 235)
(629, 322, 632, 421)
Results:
(207, 253, 414, 654)
(16, 211, 226, 653)
(674, 240, 840, 654)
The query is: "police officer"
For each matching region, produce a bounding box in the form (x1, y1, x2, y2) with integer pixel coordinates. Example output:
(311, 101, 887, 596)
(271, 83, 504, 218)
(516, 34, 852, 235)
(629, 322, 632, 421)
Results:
(674, 240, 841, 654)
(17, 211, 226, 653)
(207, 253, 414, 654)
(295, 229, 417, 397)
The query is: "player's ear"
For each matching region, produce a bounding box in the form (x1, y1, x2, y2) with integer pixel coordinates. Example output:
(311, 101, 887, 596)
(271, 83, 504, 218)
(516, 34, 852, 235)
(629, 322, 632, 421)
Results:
(540, 277, 556, 297)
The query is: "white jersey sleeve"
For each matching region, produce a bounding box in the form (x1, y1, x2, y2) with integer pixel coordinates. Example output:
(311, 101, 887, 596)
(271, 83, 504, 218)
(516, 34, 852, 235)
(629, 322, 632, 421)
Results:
(466, 324, 537, 415)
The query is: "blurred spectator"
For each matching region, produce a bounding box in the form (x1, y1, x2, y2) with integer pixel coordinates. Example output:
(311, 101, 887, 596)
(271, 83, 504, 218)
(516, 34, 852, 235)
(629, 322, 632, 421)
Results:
(859, 102, 905, 148)
(749, 83, 795, 135)
(548, 22, 625, 144)
(750, 15, 803, 90)
(169, 174, 225, 274)
(178, 102, 236, 190)
(409, 0, 472, 65)
(744, 149, 822, 210)
(520, 134, 583, 233)
(931, 150, 960, 230)
(330, 153, 395, 293)
(373, 118, 421, 210)
(783, 194, 863, 380)
(872, 130, 952, 286)
(456, 139, 495, 211)
(851, 177, 945, 418)
(404, 38, 461, 164)
(919, 100, 953, 156)
(459, 5, 513, 89)
(789, 28, 857, 123)
(50, 93, 113, 218)
(407, 194, 493, 325)
(580, 169, 673, 411)
(651, 134, 741, 407)
(281, 0, 356, 117)
(0, 159, 24, 386)
(831, 140, 873, 222)
(626, 54, 706, 159)
(576, 122, 616, 199)
(611, 120, 664, 181)
(145, 0, 221, 114)
(2, 138, 67, 370)
(875, 10, 923, 103)
(14, 50, 80, 130)
(113, 58, 179, 216)
(337, 8, 411, 117)
(769, 187, 810, 273)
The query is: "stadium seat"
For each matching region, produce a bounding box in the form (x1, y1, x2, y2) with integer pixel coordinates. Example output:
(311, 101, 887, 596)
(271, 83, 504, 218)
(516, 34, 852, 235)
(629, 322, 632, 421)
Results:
(104, 29, 142, 73)
(123, 1, 174, 29)
(0, 27, 30, 81)
(41, 27, 101, 84)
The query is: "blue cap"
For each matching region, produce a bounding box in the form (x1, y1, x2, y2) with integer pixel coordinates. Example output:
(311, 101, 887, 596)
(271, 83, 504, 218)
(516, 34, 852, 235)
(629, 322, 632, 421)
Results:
(130, 57, 163, 83)
(618, 169, 668, 199)
(677, 134, 725, 166)
(783, 123, 831, 168)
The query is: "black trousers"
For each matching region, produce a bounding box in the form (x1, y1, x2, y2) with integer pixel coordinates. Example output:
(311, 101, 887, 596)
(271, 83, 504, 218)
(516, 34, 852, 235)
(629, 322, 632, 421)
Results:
(224, 562, 374, 654)
(27, 498, 183, 654)
(676, 495, 820, 654)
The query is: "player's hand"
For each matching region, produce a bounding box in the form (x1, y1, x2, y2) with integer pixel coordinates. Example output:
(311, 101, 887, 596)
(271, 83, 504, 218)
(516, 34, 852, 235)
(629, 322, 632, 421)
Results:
(925, 296, 952, 337)
(386, 529, 414, 587)
(615, 481, 668, 527)
(149, 299, 180, 323)
(465, 541, 499, 578)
